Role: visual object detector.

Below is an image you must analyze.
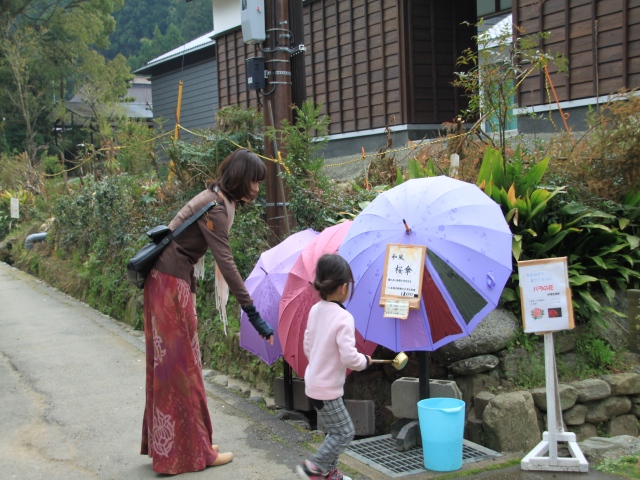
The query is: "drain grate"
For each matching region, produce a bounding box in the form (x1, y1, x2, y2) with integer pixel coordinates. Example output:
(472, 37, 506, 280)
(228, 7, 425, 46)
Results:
(344, 435, 501, 478)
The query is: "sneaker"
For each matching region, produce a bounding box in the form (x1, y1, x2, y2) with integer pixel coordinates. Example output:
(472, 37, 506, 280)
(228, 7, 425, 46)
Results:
(296, 460, 325, 480)
(326, 468, 352, 480)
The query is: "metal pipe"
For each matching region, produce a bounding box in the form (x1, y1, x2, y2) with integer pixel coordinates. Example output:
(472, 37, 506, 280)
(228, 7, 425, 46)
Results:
(25, 232, 47, 251)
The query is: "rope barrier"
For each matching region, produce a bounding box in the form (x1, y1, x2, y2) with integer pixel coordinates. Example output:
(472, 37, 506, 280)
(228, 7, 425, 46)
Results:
(176, 124, 290, 174)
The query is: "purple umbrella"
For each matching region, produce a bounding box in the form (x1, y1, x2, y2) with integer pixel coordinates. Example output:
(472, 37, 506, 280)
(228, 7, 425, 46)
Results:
(338, 176, 512, 353)
(240, 228, 319, 364)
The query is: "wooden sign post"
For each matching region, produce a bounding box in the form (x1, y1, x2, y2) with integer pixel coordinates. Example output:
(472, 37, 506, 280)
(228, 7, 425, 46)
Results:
(519, 257, 588, 473)
(379, 244, 426, 319)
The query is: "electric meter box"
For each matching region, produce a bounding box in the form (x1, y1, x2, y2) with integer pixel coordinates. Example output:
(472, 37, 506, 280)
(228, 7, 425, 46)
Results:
(246, 57, 265, 90)
(241, 0, 266, 44)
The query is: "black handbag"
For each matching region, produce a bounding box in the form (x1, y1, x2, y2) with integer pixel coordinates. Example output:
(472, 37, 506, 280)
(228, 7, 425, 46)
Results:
(126, 201, 217, 289)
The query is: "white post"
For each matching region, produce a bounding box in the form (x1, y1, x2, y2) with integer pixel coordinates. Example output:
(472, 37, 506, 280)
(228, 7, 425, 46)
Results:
(521, 333, 588, 472)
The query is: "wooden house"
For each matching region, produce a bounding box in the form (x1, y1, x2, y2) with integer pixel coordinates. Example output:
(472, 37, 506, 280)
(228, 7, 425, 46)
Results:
(135, 32, 218, 138)
(137, 0, 478, 157)
(513, 0, 640, 132)
(216, 0, 478, 157)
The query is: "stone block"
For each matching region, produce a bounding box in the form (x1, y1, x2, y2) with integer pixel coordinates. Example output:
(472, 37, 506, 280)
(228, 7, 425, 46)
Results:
(571, 378, 611, 402)
(465, 410, 484, 445)
(605, 414, 639, 437)
(602, 373, 640, 396)
(564, 404, 588, 425)
(396, 420, 420, 451)
(530, 384, 579, 411)
(483, 391, 540, 453)
(568, 423, 598, 442)
(579, 435, 640, 462)
(585, 396, 632, 424)
(317, 399, 376, 436)
(391, 418, 414, 438)
(474, 391, 495, 418)
(273, 377, 313, 411)
(392, 377, 420, 419)
(391, 377, 461, 419)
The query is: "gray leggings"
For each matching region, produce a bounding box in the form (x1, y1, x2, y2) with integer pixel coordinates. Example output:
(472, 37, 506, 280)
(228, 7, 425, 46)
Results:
(310, 397, 355, 473)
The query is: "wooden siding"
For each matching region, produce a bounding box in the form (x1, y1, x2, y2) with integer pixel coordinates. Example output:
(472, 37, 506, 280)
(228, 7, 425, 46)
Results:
(215, 0, 477, 135)
(216, 29, 261, 110)
(515, 0, 640, 107)
(303, 0, 402, 134)
(403, 0, 476, 124)
(151, 59, 218, 135)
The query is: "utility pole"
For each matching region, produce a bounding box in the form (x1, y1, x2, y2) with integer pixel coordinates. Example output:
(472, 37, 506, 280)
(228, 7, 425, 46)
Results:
(263, 0, 296, 244)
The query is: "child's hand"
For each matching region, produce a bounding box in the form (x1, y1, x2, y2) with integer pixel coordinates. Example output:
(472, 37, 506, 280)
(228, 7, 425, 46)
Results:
(262, 334, 274, 346)
(366, 355, 372, 366)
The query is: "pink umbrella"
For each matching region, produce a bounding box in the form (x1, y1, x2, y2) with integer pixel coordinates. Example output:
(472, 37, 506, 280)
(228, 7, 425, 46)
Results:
(278, 221, 378, 377)
(240, 228, 319, 364)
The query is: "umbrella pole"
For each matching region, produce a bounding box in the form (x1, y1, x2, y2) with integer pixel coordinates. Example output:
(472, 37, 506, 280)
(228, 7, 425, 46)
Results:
(284, 360, 294, 411)
(418, 351, 430, 400)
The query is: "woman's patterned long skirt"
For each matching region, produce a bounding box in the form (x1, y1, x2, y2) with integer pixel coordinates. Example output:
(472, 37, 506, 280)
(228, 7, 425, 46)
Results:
(140, 269, 218, 474)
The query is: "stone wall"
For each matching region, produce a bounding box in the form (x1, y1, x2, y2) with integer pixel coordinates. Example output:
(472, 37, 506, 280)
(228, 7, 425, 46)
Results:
(466, 373, 640, 452)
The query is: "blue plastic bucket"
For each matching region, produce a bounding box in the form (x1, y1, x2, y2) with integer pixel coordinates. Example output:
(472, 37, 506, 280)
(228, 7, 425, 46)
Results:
(417, 397, 465, 472)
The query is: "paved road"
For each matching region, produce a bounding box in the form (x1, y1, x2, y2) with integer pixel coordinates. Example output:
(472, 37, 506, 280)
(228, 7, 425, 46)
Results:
(0, 262, 311, 479)
(0, 262, 626, 480)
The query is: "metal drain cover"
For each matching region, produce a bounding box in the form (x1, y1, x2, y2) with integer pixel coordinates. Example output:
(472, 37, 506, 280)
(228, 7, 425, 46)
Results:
(344, 435, 501, 478)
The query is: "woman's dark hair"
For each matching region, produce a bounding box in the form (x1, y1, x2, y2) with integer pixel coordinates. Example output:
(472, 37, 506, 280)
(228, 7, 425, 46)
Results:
(313, 254, 354, 301)
(209, 149, 266, 203)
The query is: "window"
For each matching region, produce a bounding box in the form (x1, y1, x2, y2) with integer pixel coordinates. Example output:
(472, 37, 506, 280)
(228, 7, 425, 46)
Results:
(477, 0, 512, 17)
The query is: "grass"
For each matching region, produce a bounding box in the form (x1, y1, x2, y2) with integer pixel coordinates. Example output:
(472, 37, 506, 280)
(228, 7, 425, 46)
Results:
(593, 455, 640, 478)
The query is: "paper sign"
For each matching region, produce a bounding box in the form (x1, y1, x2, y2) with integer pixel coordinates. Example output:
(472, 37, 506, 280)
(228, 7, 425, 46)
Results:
(10, 198, 19, 219)
(380, 244, 427, 309)
(519, 257, 574, 333)
(384, 300, 410, 319)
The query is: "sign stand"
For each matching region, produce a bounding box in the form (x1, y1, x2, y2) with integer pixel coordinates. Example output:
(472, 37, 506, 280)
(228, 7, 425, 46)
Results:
(520, 332, 588, 472)
(518, 258, 587, 472)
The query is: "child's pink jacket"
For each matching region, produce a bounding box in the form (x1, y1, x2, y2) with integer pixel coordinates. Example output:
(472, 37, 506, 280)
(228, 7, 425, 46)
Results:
(303, 300, 368, 400)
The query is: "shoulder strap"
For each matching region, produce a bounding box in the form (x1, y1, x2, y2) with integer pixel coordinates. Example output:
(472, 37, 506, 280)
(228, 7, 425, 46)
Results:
(169, 201, 217, 241)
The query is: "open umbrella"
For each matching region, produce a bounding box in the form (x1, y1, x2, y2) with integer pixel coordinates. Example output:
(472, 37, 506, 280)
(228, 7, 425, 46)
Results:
(278, 221, 377, 377)
(240, 228, 319, 364)
(338, 176, 512, 353)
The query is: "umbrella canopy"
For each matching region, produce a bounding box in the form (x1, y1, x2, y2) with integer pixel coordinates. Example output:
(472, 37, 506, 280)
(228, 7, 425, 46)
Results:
(240, 228, 319, 364)
(338, 176, 512, 353)
(278, 221, 378, 377)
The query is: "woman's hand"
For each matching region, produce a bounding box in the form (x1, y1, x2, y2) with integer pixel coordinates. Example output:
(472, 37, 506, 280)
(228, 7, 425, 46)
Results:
(242, 304, 275, 342)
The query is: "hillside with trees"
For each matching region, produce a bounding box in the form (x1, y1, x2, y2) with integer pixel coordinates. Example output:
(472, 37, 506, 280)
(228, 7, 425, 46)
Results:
(105, 0, 212, 70)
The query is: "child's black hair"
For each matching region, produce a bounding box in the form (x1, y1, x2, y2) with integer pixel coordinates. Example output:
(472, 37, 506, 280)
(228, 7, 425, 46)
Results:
(313, 254, 354, 300)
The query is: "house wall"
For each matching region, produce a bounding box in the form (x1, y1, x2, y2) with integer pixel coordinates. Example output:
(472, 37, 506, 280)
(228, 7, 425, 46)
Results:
(213, 0, 240, 33)
(214, 0, 476, 146)
(303, 0, 401, 134)
(515, 0, 640, 107)
(216, 29, 262, 110)
(150, 58, 219, 136)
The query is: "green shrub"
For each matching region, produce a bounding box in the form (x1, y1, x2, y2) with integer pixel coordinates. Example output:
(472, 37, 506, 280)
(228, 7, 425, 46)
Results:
(576, 336, 616, 375)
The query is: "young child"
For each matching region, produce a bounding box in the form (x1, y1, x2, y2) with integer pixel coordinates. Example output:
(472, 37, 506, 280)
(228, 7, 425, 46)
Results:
(297, 254, 372, 480)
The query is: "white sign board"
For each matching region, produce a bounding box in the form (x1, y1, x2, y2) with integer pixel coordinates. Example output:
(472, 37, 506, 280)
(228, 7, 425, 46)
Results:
(10, 197, 19, 219)
(383, 300, 410, 320)
(518, 257, 574, 333)
(380, 244, 427, 311)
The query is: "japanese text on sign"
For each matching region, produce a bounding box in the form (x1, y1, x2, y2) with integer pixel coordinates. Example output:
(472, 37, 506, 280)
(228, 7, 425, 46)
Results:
(384, 300, 410, 320)
(518, 257, 574, 333)
(380, 244, 426, 310)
